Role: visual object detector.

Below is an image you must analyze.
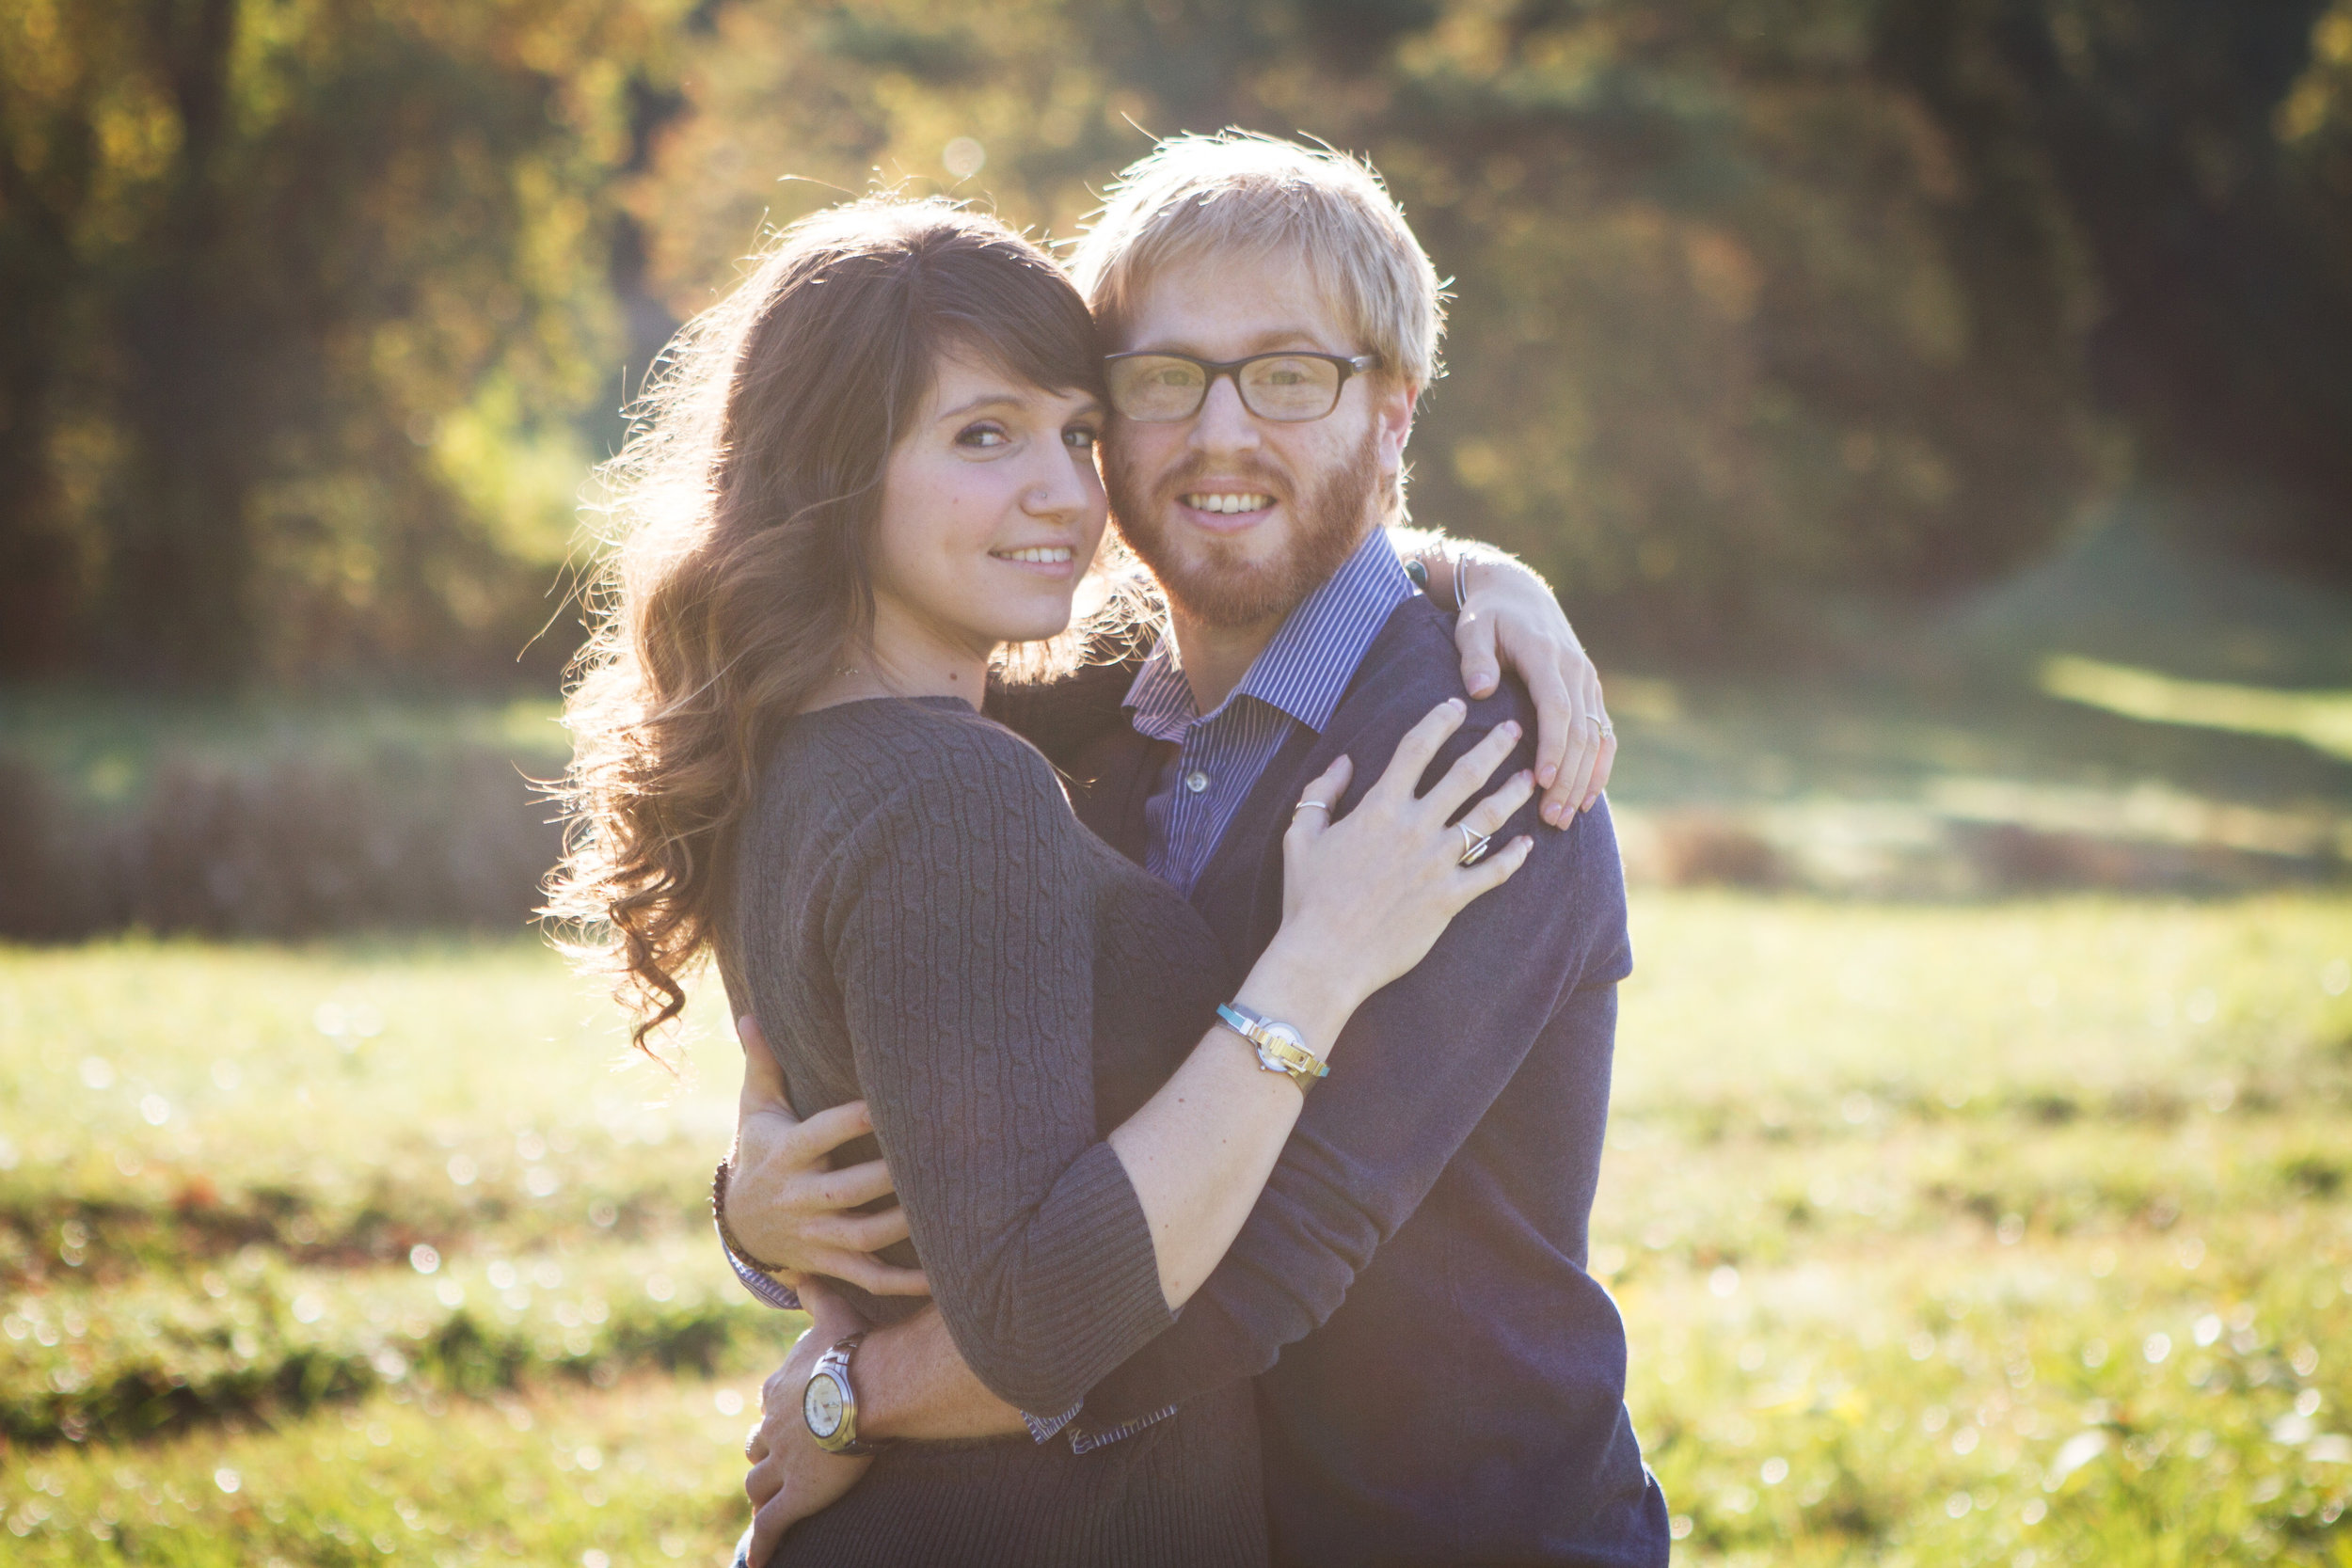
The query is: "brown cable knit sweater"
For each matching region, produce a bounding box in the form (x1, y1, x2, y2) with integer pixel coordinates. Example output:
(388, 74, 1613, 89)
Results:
(716, 695, 1266, 1568)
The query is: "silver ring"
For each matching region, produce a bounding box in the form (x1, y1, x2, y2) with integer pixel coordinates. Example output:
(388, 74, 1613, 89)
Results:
(1293, 800, 1331, 816)
(1457, 823, 1493, 866)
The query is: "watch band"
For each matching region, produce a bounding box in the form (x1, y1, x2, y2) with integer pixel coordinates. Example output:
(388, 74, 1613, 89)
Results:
(806, 1332, 885, 1455)
(1216, 1002, 1330, 1095)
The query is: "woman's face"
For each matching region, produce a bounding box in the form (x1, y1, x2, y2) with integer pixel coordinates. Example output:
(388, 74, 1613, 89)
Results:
(867, 347, 1108, 661)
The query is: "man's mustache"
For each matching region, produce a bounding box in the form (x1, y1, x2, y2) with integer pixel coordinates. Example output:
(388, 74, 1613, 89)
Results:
(1133, 454, 1294, 503)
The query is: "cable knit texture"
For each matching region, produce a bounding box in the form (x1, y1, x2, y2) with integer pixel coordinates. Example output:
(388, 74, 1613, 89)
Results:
(717, 695, 1264, 1568)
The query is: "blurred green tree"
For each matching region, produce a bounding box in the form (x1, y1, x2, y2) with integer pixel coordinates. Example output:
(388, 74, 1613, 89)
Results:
(5, 0, 2346, 682)
(1870, 0, 2352, 590)
(0, 0, 677, 684)
(626, 0, 2106, 653)
(631, 0, 2349, 655)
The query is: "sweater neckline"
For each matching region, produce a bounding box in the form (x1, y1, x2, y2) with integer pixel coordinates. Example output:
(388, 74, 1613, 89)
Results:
(797, 693, 977, 720)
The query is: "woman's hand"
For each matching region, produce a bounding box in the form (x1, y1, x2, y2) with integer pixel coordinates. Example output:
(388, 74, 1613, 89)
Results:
(741, 1282, 874, 1565)
(726, 1021, 930, 1297)
(1450, 553, 1615, 826)
(1264, 699, 1537, 1023)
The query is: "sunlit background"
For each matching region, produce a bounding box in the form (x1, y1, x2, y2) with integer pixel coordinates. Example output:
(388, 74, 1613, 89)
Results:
(3, 2, 2349, 1563)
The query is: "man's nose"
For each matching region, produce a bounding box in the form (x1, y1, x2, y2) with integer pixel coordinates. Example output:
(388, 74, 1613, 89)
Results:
(1188, 373, 1261, 456)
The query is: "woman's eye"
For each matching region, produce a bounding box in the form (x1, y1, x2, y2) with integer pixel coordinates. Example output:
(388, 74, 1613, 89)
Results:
(957, 422, 1009, 449)
(1063, 425, 1099, 451)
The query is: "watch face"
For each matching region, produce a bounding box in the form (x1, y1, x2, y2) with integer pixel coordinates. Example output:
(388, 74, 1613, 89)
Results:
(803, 1370, 846, 1439)
(1263, 1022, 1307, 1053)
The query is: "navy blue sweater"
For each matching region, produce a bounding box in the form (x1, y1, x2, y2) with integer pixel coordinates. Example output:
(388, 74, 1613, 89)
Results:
(1041, 594, 1670, 1568)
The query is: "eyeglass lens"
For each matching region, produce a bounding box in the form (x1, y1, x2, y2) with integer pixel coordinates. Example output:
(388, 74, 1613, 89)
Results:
(1108, 355, 1346, 422)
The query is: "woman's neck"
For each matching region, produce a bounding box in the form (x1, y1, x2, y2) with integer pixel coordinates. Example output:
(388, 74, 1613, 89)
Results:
(803, 603, 994, 713)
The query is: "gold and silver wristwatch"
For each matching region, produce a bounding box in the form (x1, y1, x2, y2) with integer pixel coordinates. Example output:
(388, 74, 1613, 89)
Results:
(1216, 1002, 1330, 1095)
(803, 1332, 885, 1455)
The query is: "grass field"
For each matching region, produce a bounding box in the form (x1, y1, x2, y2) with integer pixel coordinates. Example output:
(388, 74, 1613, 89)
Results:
(4, 895, 2350, 1564)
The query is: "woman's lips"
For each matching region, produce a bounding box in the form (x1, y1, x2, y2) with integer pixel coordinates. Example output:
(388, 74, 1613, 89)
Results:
(988, 544, 1078, 577)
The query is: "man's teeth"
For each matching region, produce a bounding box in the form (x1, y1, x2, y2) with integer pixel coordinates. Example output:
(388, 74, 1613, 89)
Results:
(994, 546, 1073, 563)
(1184, 493, 1272, 515)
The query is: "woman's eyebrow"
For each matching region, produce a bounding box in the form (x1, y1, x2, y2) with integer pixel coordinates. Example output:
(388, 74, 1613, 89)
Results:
(938, 390, 1103, 421)
(936, 391, 1025, 421)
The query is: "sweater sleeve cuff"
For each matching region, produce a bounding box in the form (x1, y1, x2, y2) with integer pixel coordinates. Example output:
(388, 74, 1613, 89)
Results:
(717, 1218, 803, 1311)
(948, 1139, 1173, 1414)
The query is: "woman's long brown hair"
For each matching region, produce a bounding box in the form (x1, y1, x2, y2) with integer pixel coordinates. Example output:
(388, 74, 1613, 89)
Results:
(546, 198, 1120, 1053)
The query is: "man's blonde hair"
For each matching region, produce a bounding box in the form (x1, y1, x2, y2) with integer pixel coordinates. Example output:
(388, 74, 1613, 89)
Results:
(1071, 132, 1446, 391)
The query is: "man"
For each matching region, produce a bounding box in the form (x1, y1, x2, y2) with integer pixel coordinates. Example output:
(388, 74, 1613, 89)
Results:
(726, 133, 1668, 1566)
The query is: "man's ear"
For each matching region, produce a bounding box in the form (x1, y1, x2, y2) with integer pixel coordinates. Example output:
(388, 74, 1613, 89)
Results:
(1373, 379, 1420, 480)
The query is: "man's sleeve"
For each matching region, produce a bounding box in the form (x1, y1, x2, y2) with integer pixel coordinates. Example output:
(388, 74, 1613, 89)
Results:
(721, 1230, 802, 1311)
(1078, 716, 1629, 1424)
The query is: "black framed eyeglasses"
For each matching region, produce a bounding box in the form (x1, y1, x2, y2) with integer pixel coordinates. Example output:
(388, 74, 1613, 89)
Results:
(1104, 351, 1379, 424)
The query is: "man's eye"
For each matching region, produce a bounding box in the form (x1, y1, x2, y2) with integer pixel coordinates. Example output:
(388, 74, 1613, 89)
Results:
(957, 423, 1009, 448)
(1064, 425, 1099, 451)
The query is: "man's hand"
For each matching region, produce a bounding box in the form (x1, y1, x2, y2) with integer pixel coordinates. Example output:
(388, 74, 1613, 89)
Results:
(742, 1283, 873, 1565)
(1452, 552, 1615, 826)
(730, 1018, 930, 1297)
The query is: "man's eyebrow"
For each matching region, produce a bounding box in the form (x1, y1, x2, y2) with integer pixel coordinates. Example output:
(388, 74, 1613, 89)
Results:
(1132, 327, 1331, 359)
(1243, 326, 1330, 354)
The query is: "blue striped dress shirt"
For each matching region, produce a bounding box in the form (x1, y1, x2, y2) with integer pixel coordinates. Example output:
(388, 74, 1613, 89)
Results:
(1122, 531, 1416, 895)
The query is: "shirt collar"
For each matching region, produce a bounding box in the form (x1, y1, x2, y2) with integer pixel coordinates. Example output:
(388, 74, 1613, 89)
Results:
(1123, 529, 1416, 736)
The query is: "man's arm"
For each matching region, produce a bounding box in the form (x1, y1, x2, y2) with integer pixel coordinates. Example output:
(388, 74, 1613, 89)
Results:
(980, 530, 1613, 817)
(1077, 689, 1627, 1423)
(1389, 525, 1616, 824)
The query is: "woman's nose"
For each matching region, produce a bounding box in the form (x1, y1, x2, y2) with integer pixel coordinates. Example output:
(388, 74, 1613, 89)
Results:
(1025, 447, 1092, 516)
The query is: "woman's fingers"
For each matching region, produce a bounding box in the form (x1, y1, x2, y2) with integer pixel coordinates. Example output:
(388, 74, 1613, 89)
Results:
(1420, 719, 1522, 823)
(804, 1203, 912, 1253)
(798, 1154, 895, 1212)
(818, 1249, 931, 1298)
(1457, 834, 1536, 902)
(1518, 651, 1578, 801)
(1585, 728, 1618, 810)
(780, 1101, 875, 1167)
(1286, 756, 1353, 839)
(1366, 699, 1468, 807)
(1458, 769, 1538, 845)
(1549, 724, 1599, 828)
(1580, 674, 1616, 808)
(1453, 603, 1502, 700)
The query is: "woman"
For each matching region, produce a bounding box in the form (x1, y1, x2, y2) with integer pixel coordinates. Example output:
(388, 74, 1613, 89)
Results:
(550, 198, 1541, 1565)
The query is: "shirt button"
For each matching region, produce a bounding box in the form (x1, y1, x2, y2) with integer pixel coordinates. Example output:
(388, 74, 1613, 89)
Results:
(1184, 769, 1210, 794)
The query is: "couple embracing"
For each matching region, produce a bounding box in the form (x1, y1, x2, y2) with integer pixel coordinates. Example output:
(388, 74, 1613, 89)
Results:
(553, 131, 1670, 1567)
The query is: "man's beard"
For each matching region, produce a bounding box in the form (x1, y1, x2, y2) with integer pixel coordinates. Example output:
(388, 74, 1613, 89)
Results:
(1105, 422, 1381, 630)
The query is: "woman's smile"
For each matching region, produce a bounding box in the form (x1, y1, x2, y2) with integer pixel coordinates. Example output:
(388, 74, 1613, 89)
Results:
(989, 543, 1080, 576)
